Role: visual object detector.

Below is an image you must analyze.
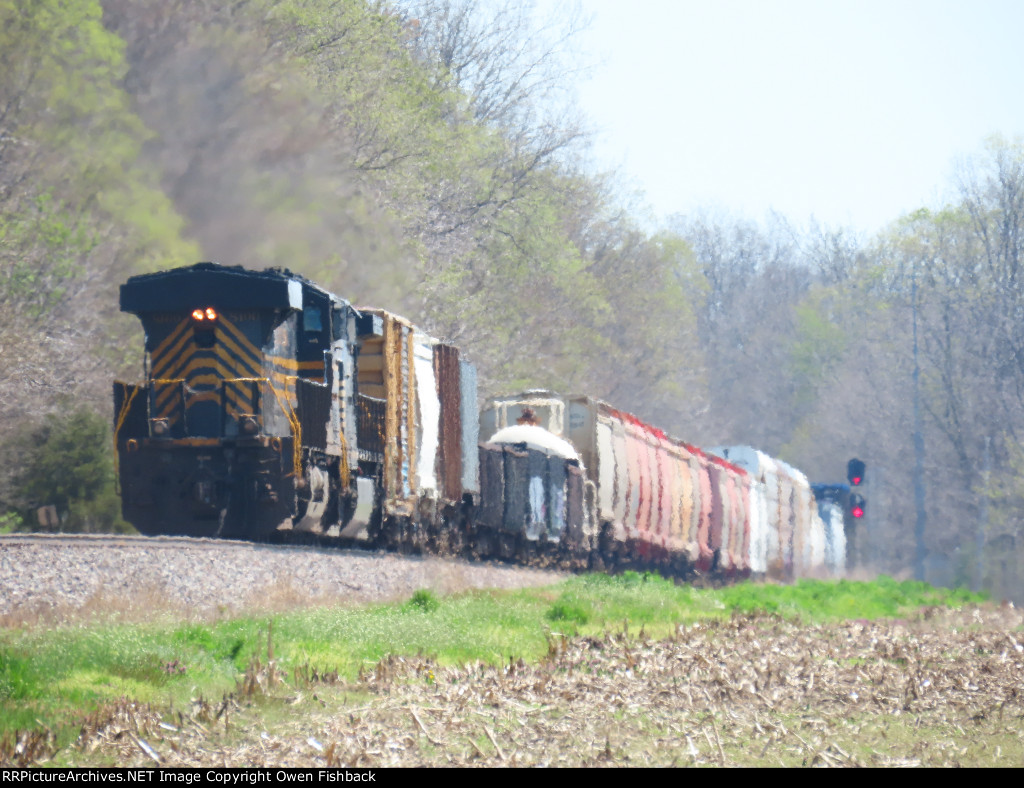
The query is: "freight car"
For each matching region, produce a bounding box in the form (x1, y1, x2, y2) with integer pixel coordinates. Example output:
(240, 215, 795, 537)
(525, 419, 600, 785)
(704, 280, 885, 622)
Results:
(482, 392, 837, 579)
(114, 263, 838, 581)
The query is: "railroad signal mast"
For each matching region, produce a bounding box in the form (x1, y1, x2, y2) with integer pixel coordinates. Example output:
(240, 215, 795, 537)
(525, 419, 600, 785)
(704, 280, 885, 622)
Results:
(842, 458, 867, 567)
(847, 458, 866, 519)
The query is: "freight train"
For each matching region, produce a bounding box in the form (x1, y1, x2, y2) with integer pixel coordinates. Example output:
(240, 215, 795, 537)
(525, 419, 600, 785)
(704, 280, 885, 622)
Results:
(113, 263, 844, 579)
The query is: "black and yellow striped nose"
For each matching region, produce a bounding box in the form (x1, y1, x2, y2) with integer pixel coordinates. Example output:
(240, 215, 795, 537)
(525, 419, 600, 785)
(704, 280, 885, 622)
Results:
(148, 314, 267, 435)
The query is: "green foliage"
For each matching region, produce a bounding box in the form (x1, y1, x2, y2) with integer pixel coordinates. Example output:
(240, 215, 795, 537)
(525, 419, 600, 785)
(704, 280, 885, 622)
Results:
(406, 589, 440, 613)
(715, 576, 984, 622)
(0, 0, 198, 276)
(981, 434, 1024, 518)
(0, 0, 199, 452)
(0, 192, 98, 320)
(0, 512, 23, 534)
(781, 285, 853, 455)
(170, 623, 248, 669)
(545, 594, 591, 625)
(0, 620, 242, 741)
(10, 407, 131, 534)
(789, 290, 848, 393)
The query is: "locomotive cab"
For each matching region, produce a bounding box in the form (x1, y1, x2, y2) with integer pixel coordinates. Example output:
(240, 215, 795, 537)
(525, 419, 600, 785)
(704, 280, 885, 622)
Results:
(114, 263, 359, 539)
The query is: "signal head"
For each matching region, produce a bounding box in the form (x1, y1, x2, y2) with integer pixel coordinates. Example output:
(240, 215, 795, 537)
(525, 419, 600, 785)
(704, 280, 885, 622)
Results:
(847, 458, 866, 486)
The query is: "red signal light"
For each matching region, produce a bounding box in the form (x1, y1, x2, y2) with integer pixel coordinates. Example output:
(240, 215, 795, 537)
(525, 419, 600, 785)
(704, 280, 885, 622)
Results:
(849, 492, 866, 519)
(847, 458, 865, 486)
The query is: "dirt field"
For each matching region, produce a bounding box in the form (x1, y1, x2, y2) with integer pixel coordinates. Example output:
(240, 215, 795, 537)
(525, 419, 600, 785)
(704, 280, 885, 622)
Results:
(51, 603, 1024, 768)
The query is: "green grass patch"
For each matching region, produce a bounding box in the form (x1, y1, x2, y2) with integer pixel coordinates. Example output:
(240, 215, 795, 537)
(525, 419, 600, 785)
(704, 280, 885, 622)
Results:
(405, 589, 440, 613)
(714, 575, 985, 623)
(0, 574, 988, 748)
(546, 594, 592, 625)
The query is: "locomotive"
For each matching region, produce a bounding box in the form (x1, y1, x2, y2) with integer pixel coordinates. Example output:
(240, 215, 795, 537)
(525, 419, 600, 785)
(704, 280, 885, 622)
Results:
(114, 262, 842, 579)
(113, 262, 478, 545)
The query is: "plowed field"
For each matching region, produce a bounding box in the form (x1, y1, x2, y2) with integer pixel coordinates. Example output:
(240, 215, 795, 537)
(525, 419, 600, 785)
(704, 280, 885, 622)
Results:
(56, 604, 1024, 768)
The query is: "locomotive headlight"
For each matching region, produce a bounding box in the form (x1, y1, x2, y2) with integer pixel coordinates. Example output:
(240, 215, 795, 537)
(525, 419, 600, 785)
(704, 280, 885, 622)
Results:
(151, 418, 170, 436)
(192, 307, 218, 321)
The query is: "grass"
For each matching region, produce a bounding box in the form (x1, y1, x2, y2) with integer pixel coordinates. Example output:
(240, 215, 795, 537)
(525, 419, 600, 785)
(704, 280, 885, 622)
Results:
(0, 574, 989, 753)
(714, 574, 983, 622)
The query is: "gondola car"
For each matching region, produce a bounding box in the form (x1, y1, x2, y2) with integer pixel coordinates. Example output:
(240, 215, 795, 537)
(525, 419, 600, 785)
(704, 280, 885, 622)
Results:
(474, 423, 590, 566)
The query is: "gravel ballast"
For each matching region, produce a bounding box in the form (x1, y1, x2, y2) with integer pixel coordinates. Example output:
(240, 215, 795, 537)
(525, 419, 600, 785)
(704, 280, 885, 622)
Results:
(0, 535, 565, 625)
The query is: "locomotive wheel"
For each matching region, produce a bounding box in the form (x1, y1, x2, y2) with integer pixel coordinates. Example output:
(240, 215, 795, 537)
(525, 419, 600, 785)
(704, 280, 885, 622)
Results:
(473, 529, 494, 560)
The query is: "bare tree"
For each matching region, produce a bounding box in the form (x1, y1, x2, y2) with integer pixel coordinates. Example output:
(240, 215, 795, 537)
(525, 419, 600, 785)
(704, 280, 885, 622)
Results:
(398, 0, 589, 134)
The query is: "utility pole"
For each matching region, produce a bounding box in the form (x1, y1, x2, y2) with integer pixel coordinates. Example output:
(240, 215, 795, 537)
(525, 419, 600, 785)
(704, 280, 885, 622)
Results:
(974, 436, 991, 592)
(912, 263, 927, 581)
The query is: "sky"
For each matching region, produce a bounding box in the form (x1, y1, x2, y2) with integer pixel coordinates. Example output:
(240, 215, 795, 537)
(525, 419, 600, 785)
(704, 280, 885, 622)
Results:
(566, 0, 1024, 236)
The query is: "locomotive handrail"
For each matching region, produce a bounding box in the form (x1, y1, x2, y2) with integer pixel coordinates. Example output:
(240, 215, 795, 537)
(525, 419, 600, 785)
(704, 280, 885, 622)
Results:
(129, 372, 303, 478)
(266, 376, 303, 480)
(112, 383, 143, 492)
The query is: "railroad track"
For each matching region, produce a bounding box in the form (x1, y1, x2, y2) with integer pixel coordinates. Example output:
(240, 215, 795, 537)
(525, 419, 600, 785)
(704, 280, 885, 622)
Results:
(0, 531, 373, 554)
(0, 531, 566, 627)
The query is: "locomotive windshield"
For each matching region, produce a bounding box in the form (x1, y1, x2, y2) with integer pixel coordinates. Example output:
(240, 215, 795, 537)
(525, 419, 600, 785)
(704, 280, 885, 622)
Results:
(303, 306, 322, 333)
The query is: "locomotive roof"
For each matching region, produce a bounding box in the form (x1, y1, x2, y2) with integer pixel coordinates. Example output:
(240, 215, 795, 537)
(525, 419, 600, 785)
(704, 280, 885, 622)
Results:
(120, 262, 350, 314)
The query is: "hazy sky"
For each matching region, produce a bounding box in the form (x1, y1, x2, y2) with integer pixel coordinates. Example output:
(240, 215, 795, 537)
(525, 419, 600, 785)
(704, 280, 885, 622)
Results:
(570, 0, 1024, 235)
